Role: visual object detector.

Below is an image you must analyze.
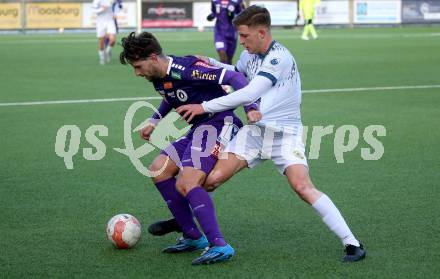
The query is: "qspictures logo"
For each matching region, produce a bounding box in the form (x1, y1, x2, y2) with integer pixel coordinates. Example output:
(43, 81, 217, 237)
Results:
(54, 101, 387, 177)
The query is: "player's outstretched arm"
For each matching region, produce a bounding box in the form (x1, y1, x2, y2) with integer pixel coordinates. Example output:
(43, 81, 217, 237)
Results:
(221, 69, 259, 114)
(139, 99, 172, 141)
(206, 57, 236, 71)
(149, 99, 172, 125)
(207, 1, 216, 21)
(176, 75, 271, 122)
(203, 75, 271, 112)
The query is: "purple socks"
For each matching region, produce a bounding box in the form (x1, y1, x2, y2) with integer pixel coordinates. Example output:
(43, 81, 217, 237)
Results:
(155, 177, 202, 240)
(186, 186, 227, 247)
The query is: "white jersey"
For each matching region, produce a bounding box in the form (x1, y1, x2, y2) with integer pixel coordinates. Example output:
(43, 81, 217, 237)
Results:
(202, 40, 307, 171)
(236, 40, 302, 130)
(93, 0, 115, 22)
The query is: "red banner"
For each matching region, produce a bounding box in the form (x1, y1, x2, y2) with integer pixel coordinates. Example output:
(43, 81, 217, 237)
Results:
(142, 2, 193, 28)
(142, 19, 193, 28)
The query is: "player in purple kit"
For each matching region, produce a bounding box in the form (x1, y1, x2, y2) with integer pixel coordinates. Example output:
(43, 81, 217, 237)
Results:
(119, 32, 260, 265)
(207, 0, 244, 64)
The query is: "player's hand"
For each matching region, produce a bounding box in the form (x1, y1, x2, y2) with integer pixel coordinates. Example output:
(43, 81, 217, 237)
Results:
(176, 104, 205, 123)
(246, 110, 262, 124)
(194, 55, 211, 65)
(139, 123, 155, 141)
(207, 14, 215, 21)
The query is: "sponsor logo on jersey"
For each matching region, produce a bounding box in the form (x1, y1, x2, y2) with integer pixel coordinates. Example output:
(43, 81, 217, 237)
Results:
(270, 58, 280, 65)
(170, 71, 181, 80)
(191, 70, 217, 81)
(163, 82, 173, 89)
(195, 61, 218, 69)
(176, 89, 188, 102)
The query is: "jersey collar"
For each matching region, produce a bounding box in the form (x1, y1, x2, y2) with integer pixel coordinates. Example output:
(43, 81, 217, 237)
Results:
(166, 56, 173, 75)
(258, 40, 276, 59)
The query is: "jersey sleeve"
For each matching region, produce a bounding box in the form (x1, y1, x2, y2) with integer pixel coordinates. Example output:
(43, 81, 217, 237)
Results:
(257, 49, 289, 86)
(180, 60, 228, 85)
(235, 50, 250, 74)
(237, 0, 244, 14)
(206, 57, 236, 71)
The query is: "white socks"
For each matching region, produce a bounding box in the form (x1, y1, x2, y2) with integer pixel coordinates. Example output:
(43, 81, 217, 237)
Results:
(99, 46, 112, 65)
(105, 46, 112, 63)
(98, 50, 105, 65)
(312, 194, 360, 247)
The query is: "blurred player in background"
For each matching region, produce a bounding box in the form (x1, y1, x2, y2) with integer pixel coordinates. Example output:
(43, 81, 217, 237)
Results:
(104, 0, 123, 49)
(93, 0, 121, 64)
(299, 0, 320, 40)
(120, 32, 260, 265)
(207, 0, 245, 64)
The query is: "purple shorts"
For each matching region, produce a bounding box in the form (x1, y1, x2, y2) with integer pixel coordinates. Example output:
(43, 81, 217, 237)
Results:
(214, 32, 238, 58)
(161, 112, 242, 175)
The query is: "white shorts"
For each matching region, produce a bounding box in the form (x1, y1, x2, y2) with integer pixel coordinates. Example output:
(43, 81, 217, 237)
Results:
(96, 19, 116, 38)
(224, 124, 308, 174)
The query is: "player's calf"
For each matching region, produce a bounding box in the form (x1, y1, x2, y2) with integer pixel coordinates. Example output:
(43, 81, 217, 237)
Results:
(285, 165, 321, 205)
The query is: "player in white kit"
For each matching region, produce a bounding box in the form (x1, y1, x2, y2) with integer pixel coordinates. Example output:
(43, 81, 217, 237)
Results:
(176, 5, 366, 262)
(93, 0, 117, 65)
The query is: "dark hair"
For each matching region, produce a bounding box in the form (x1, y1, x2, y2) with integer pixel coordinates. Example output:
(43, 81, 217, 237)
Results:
(233, 5, 271, 28)
(119, 32, 163, 65)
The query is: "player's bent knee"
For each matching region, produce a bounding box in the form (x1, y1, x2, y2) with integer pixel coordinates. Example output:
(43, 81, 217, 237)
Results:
(175, 178, 200, 196)
(148, 156, 176, 183)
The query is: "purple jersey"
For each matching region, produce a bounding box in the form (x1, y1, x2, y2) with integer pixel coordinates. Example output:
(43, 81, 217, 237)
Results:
(151, 55, 244, 175)
(152, 55, 236, 125)
(210, 0, 243, 37)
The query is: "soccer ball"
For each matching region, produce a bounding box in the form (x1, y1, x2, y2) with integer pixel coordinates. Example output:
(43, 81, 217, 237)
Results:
(106, 214, 141, 249)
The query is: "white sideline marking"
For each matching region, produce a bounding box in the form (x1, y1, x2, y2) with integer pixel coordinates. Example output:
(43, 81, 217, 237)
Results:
(0, 84, 439, 107)
(2, 32, 440, 44)
(303, 84, 440, 94)
(0, 97, 162, 107)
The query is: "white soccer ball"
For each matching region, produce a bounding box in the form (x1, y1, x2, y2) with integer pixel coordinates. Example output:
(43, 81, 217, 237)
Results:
(106, 214, 141, 249)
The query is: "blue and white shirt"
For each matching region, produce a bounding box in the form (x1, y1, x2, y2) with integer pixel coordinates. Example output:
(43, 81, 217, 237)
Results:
(203, 40, 303, 131)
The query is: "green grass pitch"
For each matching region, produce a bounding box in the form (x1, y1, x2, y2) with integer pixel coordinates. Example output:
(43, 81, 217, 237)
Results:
(0, 26, 439, 278)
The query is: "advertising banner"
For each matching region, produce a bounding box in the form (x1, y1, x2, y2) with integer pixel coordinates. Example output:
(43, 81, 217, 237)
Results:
(250, 1, 298, 26)
(402, 0, 440, 23)
(354, 0, 401, 24)
(82, 2, 137, 28)
(315, 0, 350, 24)
(0, 3, 21, 29)
(142, 2, 193, 28)
(193, 2, 215, 28)
(26, 3, 82, 29)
